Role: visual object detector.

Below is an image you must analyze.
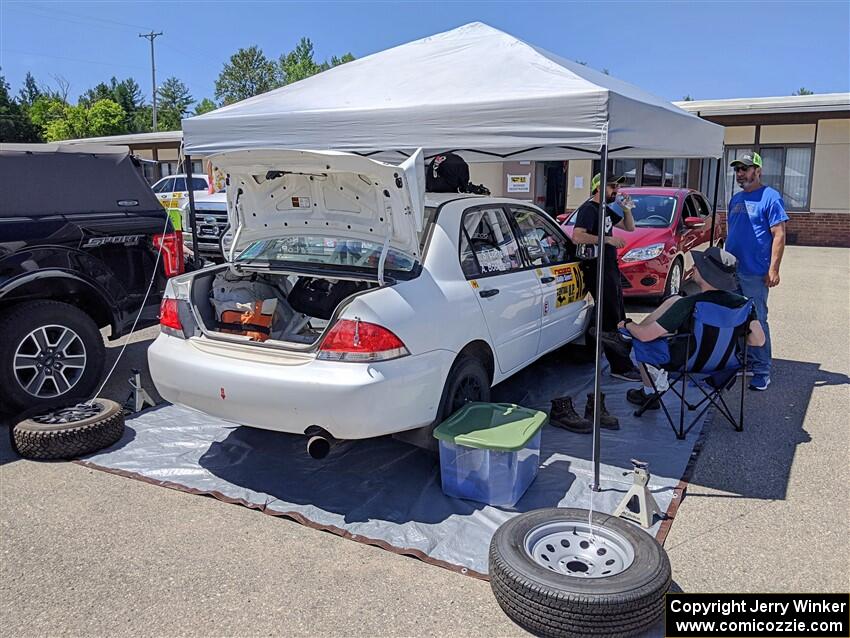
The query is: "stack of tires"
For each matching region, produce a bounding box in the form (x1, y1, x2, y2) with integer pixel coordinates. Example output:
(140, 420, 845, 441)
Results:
(489, 508, 671, 638)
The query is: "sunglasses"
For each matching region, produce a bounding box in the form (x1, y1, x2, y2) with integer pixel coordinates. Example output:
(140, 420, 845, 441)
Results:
(733, 165, 754, 173)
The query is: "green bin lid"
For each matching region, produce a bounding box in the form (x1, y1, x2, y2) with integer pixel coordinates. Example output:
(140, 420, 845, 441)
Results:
(433, 402, 547, 452)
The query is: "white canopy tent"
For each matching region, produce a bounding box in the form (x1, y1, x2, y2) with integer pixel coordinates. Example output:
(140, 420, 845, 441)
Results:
(181, 23, 725, 490)
(182, 22, 723, 162)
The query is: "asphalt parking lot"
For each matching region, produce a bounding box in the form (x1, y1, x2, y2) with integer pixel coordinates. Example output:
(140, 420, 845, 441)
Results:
(1, 246, 848, 637)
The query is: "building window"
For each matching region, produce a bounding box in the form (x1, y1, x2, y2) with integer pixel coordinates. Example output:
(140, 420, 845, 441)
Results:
(723, 145, 813, 211)
(593, 158, 690, 188)
(640, 158, 687, 187)
(699, 158, 724, 208)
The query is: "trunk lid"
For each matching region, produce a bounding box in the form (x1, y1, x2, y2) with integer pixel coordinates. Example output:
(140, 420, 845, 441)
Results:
(207, 149, 425, 278)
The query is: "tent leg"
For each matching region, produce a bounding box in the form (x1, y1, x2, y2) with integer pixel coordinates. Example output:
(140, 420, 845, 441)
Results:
(710, 155, 722, 247)
(184, 153, 200, 261)
(591, 142, 608, 491)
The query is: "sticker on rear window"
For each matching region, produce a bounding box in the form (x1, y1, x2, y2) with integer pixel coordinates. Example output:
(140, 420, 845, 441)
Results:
(291, 196, 312, 209)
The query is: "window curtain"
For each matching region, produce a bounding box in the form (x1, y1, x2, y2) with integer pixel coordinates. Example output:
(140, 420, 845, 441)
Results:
(783, 148, 812, 209)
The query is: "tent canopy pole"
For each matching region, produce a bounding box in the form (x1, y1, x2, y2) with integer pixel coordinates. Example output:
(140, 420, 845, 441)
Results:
(710, 155, 722, 246)
(591, 137, 609, 492)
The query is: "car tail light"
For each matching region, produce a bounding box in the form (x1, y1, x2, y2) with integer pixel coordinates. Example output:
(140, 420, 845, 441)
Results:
(159, 298, 182, 333)
(153, 231, 185, 277)
(317, 319, 409, 362)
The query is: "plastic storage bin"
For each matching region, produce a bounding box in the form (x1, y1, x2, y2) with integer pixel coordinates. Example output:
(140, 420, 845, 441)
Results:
(433, 402, 547, 507)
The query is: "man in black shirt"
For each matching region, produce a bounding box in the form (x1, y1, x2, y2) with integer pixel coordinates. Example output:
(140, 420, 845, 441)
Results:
(619, 246, 765, 407)
(573, 173, 640, 381)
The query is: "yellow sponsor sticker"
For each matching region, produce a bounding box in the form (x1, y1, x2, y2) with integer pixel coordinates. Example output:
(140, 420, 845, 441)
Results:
(470, 279, 480, 289)
(553, 262, 585, 307)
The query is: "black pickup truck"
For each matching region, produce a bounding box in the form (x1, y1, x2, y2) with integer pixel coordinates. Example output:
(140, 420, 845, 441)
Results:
(0, 144, 183, 413)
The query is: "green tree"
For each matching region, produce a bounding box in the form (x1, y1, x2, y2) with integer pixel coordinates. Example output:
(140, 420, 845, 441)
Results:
(329, 53, 355, 67)
(279, 38, 356, 85)
(215, 46, 278, 105)
(17, 72, 42, 107)
(43, 98, 125, 141)
(156, 76, 193, 130)
(193, 98, 217, 116)
(81, 76, 145, 132)
(792, 87, 814, 96)
(1, 75, 40, 142)
(682, 95, 694, 101)
(279, 37, 324, 84)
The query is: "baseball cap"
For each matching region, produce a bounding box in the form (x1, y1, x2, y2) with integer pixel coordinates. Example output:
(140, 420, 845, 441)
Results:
(691, 246, 738, 291)
(729, 152, 762, 168)
(590, 173, 625, 192)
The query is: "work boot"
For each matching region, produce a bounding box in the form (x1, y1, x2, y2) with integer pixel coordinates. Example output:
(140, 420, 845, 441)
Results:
(549, 396, 592, 433)
(585, 393, 620, 430)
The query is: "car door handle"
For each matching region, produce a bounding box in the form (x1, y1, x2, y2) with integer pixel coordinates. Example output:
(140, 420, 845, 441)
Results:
(479, 288, 500, 298)
(540, 276, 555, 284)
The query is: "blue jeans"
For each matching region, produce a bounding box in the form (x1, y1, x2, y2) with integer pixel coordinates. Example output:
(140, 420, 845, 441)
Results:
(737, 274, 771, 376)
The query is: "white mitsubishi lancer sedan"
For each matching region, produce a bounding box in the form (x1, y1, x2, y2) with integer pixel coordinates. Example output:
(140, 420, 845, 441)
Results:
(148, 149, 591, 452)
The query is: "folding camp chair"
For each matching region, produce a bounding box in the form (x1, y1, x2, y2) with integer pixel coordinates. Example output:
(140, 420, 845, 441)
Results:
(628, 300, 754, 440)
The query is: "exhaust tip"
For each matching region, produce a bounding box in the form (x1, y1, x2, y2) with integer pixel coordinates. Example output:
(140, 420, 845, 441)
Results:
(306, 435, 331, 459)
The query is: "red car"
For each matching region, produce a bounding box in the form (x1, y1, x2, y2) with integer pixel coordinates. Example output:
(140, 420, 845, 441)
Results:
(560, 187, 724, 299)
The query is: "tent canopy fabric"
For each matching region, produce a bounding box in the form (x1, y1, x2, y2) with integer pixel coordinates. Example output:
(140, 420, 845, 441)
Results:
(182, 22, 723, 162)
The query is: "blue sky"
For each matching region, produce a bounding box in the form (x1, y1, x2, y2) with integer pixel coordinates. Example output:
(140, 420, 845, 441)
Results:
(2, 1, 848, 107)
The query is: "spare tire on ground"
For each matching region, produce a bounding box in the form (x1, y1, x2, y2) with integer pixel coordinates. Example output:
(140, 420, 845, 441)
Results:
(489, 507, 670, 638)
(11, 399, 125, 460)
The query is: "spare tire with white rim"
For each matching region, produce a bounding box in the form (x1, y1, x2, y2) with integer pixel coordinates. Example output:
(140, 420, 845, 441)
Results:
(489, 507, 670, 638)
(12, 399, 125, 460)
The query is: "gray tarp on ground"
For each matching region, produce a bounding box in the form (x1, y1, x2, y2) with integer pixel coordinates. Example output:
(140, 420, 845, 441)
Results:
(81, 351, 709, 577)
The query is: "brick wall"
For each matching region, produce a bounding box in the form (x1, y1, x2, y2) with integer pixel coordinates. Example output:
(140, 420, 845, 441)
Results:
(713, 212, 850, 247)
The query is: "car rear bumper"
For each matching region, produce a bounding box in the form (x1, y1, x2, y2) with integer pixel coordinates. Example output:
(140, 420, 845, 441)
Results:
(148, 334, 455, 439)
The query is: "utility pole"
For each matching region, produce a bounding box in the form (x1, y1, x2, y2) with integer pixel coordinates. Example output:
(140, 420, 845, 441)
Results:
(139, 31, 163, 131)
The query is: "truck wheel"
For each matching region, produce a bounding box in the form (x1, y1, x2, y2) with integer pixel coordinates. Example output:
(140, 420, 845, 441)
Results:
(12, 399, 125, 460)
(0, 301, 106, 413)
(489, 508, 670, 638)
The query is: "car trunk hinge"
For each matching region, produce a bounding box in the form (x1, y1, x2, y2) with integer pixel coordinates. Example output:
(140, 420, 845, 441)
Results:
(377, 234, 391, 287)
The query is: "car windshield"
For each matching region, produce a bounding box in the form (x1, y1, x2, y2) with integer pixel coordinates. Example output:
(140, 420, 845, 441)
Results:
(627, 195, 678, 227)
(565, 195, 678, 228)
(236, 236, 417, 273)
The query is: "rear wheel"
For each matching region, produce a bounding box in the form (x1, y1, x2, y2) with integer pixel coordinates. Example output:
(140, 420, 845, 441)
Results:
(394, 354, 491, 453)
(437, 355, 491, 422)
(0, 301, 105, 413)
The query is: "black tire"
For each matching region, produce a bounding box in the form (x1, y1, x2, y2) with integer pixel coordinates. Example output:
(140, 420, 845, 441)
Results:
(12, 399, 125, 460)
(436, 355, 491, 423)
(662, 258, 683, 298)
(0, 301, 106, 413)
(489, 508, 671, 638)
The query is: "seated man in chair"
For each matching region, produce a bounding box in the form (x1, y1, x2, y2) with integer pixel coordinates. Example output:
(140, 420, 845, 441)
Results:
(617, 246, 765, 409)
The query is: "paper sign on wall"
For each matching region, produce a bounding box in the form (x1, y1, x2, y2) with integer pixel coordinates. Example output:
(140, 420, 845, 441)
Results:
(574, 176, 584, 189)
(507, 173, 531, 193)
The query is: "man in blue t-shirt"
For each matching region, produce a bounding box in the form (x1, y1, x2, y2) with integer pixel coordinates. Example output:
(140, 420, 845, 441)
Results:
(726, 152, 789, 391)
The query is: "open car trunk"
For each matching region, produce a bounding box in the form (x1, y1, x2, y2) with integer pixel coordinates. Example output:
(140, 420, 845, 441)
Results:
(190, 266, 377, 348)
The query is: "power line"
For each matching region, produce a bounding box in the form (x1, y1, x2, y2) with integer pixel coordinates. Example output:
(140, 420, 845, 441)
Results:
(0, 47, 148, 71)
(139, 31, 163, 132)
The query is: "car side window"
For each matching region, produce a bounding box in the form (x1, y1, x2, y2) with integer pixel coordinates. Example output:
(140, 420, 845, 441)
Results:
(192, 177, 208, 191)
(459, 207, 522, 278)
(172, 177, 187, 191)
(153, 178, 173, 194)
(510, 207, 571, 266)
(692, 194, 711, 218)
